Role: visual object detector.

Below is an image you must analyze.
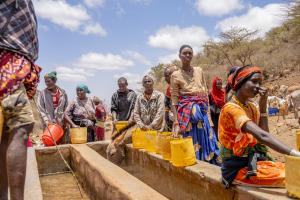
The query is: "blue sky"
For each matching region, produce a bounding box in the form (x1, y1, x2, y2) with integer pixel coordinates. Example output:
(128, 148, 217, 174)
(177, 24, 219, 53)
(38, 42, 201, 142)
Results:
(33, 0, 287, 104)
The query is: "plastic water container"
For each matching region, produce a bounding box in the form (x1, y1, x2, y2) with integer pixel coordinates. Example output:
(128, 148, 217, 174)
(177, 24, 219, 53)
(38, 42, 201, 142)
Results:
(157, 132, 173, 159)
(170, 137, 196, 167)
(296, 130, 300, 151)
(70, 127, 87, 144)
(115, 121, 128, 132)
(268, 107, 279, 116)
(285, 155, 300, 198)
(0, 106, 3, 143)
(42, 124, 64, 146)
(132, 129, 146, 149)
(156, 132, 172, 154)
(145, 130, 157, 153)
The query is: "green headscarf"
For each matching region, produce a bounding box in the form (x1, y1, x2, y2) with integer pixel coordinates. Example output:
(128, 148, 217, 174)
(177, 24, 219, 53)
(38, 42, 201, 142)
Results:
(44, 71, 57, 81)
(76, 84, 91, 94)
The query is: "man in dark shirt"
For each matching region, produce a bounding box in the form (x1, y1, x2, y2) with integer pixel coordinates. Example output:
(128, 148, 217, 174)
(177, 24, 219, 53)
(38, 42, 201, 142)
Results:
(111, 77, 137, 126)
(0, 1, 41, 199)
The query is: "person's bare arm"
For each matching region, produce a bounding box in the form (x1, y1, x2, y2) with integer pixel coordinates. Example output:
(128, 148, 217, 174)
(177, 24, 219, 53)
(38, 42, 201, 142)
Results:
(242, 121, 291, 154)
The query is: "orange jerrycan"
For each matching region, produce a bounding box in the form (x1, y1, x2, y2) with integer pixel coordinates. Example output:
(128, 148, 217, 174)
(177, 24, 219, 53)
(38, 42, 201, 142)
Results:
(42, 123, 64, 146)
(170, 137, 196, 167)
(132, 128, 146, 149)
(285, 155, 300, 198)
(145, 130, 157, 153)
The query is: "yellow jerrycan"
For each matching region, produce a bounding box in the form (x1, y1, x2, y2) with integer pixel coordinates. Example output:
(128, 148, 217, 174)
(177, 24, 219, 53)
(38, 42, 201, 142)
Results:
(145, 130, 157, 153)
(132, 128, 146, 149)
(115, 121, 128, 132)
(170, 137, 196, 167)
(296, 130, 300, 151)
(285, 155, 300, 198)
(156, 132, 172, 155)
(70, 127, 87, 144)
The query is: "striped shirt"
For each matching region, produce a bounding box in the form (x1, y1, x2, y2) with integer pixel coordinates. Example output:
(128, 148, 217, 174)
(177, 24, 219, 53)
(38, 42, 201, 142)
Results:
(0, 0, 38, 62)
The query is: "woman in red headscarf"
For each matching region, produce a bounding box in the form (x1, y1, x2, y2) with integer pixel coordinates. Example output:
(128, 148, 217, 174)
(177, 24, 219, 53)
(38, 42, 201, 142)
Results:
(209, 77, 225, 138)
(219, 65, 300, 188)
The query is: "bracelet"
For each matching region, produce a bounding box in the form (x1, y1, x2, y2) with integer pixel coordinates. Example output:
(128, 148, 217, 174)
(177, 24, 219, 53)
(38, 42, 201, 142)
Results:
(260, 113, 268, 117)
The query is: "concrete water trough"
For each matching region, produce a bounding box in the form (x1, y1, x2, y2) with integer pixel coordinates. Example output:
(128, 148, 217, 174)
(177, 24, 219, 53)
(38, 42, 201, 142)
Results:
(88, 141, 291, 200)
(25, 144, 167, 200)
(24, 141, 291, 200)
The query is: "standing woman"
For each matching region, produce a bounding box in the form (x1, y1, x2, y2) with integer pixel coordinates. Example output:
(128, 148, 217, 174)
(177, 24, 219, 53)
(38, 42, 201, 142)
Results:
(209, 77, 225, 138)
(38, 71, 68, 142)
(64, 84, 96, 143)
(171, 45, 219, 164)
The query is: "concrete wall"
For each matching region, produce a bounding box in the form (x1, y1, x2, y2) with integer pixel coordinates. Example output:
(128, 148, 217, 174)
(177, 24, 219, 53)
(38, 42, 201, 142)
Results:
(89, 142, 290, 200)
(70, 145, 168, 200)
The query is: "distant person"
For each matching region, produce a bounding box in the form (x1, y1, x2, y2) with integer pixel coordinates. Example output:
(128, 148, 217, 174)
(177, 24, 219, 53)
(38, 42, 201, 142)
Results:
(37, 71, 68, 142)
(170, 44, 219, 164)
(164, 66, 176, 131)
(134, 75, 165, 132)
(111, 77, 137, 128)
(93, 96, 106, 141)
(64, 84, 96, 142)
(0, 1, 41, 199)
(209, 77, 225, 139)
(219, 65, 300, 188)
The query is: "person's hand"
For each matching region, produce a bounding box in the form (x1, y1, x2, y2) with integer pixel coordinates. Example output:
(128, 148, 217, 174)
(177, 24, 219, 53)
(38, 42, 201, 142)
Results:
(172, 121, 181, 137)
(141, 125, 149, 131)
(258, 87, 268, 110)
(72, 123, 79, 128)
(290, 149, 300, 157)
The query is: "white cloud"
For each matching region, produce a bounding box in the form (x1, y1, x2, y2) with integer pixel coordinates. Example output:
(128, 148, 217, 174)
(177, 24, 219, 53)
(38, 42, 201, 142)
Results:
(115, 2, 126, 16)
(195, 0, 244, 16)
(75, 52, 134, 70)
(56, 66, 94, 82)
(81, 23, 107, 37)
(33, 0, 90, 31)
(129, 0, 152, 5)
(33, 0, 107, 36)
(83, 0, 105, 8)
(216, 3, 286, 37)
(158, 53, 178, 64)
(148, 25, 209, 51)
(123, 51, 151, 66)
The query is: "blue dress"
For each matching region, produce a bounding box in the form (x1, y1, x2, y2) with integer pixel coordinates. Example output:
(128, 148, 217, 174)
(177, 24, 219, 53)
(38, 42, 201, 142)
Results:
(182, 103, 220, 165)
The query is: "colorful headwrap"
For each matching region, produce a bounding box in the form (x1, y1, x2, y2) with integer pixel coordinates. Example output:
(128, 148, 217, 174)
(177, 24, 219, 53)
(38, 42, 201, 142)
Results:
(227, 65, 262, 91)
(44, 71, 57, 80)
(76, 84, 91, 94)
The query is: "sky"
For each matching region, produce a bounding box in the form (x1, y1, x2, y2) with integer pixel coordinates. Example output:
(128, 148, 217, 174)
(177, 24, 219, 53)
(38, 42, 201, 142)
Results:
(33, 0, 288, 104)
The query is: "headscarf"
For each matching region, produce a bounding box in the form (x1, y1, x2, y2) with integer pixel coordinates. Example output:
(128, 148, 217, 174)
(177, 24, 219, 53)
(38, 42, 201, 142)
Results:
(44, 71, 57, 81)
(210, 77, 225, 108)
(227, 65, 262, 92)
(76, 84, 91, 94)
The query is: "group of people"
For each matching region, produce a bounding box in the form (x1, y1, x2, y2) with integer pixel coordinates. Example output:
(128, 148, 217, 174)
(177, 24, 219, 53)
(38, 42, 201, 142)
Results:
(1, 1, 300, 200)
(107, 44, 300, 189)
(38, 74, 107, 143)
